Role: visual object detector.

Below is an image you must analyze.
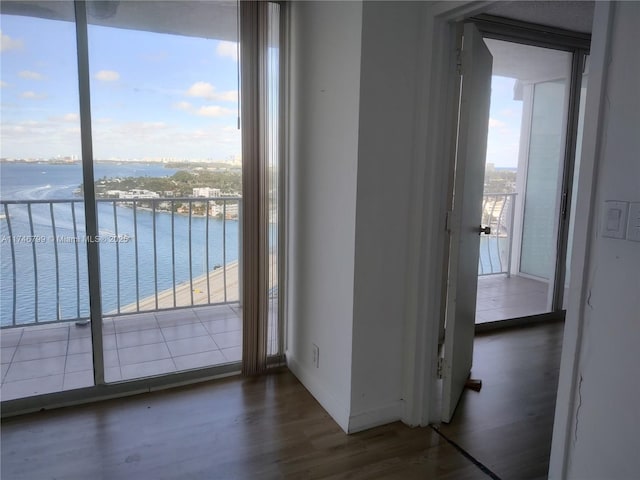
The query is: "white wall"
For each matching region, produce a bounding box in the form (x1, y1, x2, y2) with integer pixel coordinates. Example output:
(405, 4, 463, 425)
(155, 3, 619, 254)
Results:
(286, 0, 363, 432)
(349, 1, 427, 431)
(287, 1, 430, 433)
(552, 2, 640, 478)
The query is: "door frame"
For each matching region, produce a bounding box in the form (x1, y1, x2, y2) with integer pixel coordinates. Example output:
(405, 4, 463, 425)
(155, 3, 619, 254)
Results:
(1, 0, 288, 417)
(471, 14, 591, 315)
(402, 2, 613, 478)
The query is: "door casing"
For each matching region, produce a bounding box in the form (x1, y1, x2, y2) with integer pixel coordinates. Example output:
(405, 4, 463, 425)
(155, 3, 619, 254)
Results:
(399, 3, 611, 479)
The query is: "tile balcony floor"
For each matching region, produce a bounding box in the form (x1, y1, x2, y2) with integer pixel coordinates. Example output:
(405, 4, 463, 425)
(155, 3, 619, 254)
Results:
(476, 274, 549, 323)
(0, 304, 242, 402)
(1, 276, 544, 402)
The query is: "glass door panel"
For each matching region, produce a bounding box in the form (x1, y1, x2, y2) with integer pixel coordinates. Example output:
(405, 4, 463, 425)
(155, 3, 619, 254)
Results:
(1, 2, 94, 398)
(85, 1, 241, 380)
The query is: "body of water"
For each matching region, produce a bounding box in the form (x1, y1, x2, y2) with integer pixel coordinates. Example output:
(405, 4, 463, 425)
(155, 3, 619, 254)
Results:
(0, 162, 239, 326)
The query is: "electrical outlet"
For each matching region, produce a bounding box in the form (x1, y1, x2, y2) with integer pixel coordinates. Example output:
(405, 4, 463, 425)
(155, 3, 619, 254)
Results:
(312, 344, 319, 368)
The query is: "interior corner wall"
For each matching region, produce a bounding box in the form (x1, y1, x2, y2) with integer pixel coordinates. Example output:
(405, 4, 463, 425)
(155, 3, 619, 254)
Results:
(349, 1, 427, 432)
(286, 0, 363, 432)
(561, 3, 640, 478)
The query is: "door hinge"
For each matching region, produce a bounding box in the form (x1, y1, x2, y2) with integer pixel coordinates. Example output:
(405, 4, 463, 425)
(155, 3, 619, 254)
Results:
(445, 210, 453, 233)
(437, 357, 444, 379)
(456, 48, 463, 76)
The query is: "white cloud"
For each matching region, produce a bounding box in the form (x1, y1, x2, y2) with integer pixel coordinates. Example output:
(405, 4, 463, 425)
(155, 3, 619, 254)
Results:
(186, 82, 237, 102)
(3, 116, 240, 160)
(216, 90, 238, 102)
(0, 81, 8, 88)
(19, 70, 44, 80)
(187, 81, 214, 98)
(21, 91, 46, 99)
(196, 105, 234, 117)
(174, 101, 192, 111)
(0, 119, 82, 158)
(47, 113, 80, 123)
(95, 70, 120, 82)
(1, 31, 23, 52)
(216, 41, 238, 61)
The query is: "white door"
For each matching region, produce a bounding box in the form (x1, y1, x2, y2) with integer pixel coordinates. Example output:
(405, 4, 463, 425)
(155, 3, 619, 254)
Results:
(441, 23, 493, 423)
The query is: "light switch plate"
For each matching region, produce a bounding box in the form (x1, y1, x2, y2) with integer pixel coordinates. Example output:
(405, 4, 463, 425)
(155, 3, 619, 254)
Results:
(602, 200, 628, 239)
(627, 202, 640, 242)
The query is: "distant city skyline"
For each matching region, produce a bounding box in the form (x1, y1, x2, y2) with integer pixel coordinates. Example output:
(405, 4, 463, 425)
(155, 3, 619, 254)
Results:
(0, 155, 242, 166)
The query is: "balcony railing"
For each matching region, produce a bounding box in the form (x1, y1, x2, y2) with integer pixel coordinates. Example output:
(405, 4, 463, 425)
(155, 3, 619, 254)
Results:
(478, 193, 517, 276)
(0, 197, 242, 328)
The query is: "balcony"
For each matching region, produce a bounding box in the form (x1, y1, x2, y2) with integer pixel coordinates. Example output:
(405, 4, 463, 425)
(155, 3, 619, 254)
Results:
(0, 305, 242, 401)
(1, 191, 544, 401)
(1, 197, 279, 401)
(475, 193, 549, 323)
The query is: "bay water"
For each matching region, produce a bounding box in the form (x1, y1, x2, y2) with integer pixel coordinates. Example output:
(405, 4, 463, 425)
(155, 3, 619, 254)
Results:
(0, 162, 239, 326)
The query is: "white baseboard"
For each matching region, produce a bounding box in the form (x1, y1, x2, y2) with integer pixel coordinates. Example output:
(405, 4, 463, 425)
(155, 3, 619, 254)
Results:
(287, 356, 404, 435)
(348, 400, 404, 433)
(286, 356, 351, 433)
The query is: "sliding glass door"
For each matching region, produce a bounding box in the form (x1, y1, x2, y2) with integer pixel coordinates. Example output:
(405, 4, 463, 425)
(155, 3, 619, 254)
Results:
(1, 0, 283, 404)
(84, 0, 243, 382)
(0, 1, 95, 399)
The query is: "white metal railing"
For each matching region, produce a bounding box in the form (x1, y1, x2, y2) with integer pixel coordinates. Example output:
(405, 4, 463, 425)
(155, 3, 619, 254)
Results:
(0, 197, 242, 328)
(478, 193, 517, 276)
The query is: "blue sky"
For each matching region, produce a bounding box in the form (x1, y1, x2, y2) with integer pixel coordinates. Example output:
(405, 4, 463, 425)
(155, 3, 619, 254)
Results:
(2, 12, 517, 167)
(486, 76, 523, 169)
(1, 14, 240, 161)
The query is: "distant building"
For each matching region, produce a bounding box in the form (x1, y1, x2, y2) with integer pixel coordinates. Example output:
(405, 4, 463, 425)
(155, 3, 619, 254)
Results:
(210, 202, 239, 219)
(119, 189, 160, 199)
(192, 187, 221, 198)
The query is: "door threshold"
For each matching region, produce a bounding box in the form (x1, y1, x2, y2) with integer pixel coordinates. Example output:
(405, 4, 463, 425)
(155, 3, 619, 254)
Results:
(475, 311, 565, 333)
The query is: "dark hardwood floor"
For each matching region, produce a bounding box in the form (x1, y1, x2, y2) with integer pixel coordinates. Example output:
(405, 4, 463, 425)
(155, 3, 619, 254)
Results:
(1, 368, 486, 480)
(439, 320, 564, 480)
(1, 321, 563, 480)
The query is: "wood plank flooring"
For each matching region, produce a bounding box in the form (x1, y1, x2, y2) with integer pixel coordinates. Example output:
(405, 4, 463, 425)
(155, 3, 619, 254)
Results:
(1, 321, 563, 479)
(439, 320, 564, 480)
(1, 368, 487, 480)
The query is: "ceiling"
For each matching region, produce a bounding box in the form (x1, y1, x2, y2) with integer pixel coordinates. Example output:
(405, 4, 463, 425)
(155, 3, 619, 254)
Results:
(485, 38, 572, 87)
(1, 1, 595, 39)
(485, 0, 594, 34)
(0, 1, 238, 41)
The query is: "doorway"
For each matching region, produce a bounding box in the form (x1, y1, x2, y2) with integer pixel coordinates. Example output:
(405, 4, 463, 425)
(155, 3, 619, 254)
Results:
(475, 38, 585, 325)
(440, 15, 590, 422)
